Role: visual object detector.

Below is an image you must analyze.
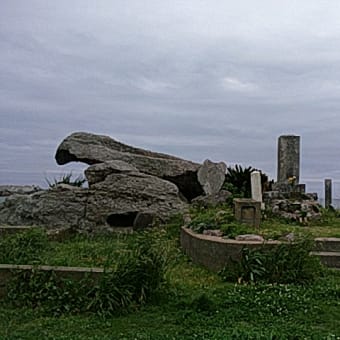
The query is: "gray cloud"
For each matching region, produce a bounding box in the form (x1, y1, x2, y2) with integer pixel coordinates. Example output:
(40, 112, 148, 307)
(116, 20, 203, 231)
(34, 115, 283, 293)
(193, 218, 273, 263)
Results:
(1, 0, 340, 198)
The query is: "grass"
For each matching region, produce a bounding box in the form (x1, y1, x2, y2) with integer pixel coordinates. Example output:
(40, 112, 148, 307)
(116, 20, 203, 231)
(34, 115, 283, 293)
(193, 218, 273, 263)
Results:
(188, 204, 340, 239)
(0, 221, 340, 338)
(0, 266, 339, 338)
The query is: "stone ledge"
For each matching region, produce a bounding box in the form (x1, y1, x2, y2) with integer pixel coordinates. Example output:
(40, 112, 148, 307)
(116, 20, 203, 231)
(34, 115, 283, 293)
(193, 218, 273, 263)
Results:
(180, 227, 340, 272)
(180, 227, 280, 272)
(0, 264, 104, 298)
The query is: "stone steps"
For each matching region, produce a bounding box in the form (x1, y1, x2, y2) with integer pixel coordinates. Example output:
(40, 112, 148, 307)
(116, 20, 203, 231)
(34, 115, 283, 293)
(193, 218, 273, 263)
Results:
(314, 237, 340, 252)
(310, 251, 340, 269)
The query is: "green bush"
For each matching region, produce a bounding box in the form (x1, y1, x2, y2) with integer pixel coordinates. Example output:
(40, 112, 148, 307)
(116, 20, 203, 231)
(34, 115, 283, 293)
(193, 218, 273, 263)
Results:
(6, 229, 170, 316)
(219, 237, 323, 284)
(224, 164, 269, 198)
(0, 228, 48, 264)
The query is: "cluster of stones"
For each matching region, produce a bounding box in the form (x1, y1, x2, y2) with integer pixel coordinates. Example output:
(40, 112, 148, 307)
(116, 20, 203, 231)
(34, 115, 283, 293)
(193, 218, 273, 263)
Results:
(0, 132, 227, 232)
(262, 135, 321, 223)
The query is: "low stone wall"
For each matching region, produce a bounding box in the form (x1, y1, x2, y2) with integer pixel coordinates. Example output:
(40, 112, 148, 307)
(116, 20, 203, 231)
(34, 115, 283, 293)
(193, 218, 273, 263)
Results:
(0, 264, 104, 298)
(180, 227, 280, 272)
(180, 228, 340, 271)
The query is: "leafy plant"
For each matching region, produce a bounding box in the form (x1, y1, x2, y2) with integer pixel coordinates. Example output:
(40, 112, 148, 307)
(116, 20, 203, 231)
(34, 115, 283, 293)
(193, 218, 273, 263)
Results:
(219, 223, 255, 239)
(224, 164, 269, 198)
(45, 172, 86, 188)
(219, 237, 323, 284)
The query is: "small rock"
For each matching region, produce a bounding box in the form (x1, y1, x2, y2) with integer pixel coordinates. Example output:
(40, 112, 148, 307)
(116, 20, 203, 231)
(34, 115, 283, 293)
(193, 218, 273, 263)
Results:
(203, 229, 223, 237)
(235, 234, 264, 242)
(191, 190, 232, 208)
(279, 232, 295, 242)
(133, 212, 156, 230)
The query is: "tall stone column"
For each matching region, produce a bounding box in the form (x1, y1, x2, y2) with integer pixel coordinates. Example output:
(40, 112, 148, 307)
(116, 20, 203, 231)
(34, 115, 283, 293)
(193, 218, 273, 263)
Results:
(277, 135, 300, 184)
(325, 179, 332, 208)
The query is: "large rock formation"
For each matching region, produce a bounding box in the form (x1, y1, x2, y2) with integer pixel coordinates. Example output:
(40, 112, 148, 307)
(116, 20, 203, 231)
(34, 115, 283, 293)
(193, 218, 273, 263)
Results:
(0, 132, 228, 232)
(55, 132, 204, 200)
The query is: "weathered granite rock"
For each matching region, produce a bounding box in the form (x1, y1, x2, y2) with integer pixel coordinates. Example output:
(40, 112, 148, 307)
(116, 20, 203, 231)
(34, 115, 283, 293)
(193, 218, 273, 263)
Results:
(84, 171, 187, 229)
(133, 212, 156, 230)
(191, 190, 232, 208)
(55, 132, 199, 178)
(84, 160, 138, 186)
(0, 185, 42, 196)
(0, 172, 188, 231)
(197, 159, 226, 195)
(235, 234, 264, 242)
(55, 132, 202, 200)
(0, 185, 88, 229)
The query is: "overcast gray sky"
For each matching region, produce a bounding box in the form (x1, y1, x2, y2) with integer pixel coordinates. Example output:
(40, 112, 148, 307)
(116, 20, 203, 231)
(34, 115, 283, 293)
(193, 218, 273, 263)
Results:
(1, 1, 340, 194)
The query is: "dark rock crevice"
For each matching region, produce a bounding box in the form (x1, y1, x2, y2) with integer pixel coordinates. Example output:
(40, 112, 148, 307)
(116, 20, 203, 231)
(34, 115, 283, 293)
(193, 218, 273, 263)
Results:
(163, 171, 204, 202)
(106, 211, 138, 227)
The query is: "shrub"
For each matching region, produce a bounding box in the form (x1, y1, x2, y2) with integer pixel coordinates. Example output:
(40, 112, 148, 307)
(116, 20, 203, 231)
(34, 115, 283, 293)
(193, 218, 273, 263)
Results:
(0, 228, 48, 264)
(45, 172, 86, 188)
(224, 165, 269, 198)
(219, 237, 323, 284)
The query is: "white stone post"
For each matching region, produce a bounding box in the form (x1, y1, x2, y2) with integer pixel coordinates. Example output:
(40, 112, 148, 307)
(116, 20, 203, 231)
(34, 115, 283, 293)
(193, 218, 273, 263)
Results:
(251, 171, 262, 202)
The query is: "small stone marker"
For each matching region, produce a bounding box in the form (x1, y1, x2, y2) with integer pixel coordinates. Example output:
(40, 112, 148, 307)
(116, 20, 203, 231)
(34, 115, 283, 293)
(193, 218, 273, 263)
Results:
(325, 179, 332, 208)
(251, 171, 262, 201)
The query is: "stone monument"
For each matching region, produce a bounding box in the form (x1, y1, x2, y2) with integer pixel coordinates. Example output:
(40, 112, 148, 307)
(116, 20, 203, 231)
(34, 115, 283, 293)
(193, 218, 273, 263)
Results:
(325, 179, 332, 208)
(277, 135, 300, 184)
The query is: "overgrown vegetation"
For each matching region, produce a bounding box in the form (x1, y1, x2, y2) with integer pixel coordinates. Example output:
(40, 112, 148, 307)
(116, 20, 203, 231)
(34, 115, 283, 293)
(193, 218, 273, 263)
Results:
(0, 214, 339, 337)
(0, 224, 339, 338)
(219, 237, 323, 284)
(0, 228, 49, 264)
(45, 172, 86, 188)
(188, 204, 255, 238)
(3, 229, 171, 316)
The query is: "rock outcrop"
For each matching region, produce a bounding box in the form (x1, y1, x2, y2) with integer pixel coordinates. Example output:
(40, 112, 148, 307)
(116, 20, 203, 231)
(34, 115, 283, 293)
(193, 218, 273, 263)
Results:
(55, 132, 205, 200)
(0, 185, 42, 196)
(0, 132, 228, 232)
(0, 185, 87, 229)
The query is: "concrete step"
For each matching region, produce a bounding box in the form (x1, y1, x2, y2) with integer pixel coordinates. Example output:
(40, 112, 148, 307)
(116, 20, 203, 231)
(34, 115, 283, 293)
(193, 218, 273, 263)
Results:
(310, 251, 340, 269)
(314, 238, 340, 252)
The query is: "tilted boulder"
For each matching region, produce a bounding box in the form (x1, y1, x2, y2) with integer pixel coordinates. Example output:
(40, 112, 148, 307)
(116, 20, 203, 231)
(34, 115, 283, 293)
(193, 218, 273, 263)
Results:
(55, 132, 204, 200)
(197, 159, 227, 195)
(84, 160, 138, 186)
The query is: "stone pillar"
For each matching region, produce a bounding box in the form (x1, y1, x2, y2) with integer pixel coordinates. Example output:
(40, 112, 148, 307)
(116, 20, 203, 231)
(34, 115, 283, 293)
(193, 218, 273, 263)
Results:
(251, 171, 262, 202)
(325, 179, 332, 208)
(277, 135, 300, 184)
